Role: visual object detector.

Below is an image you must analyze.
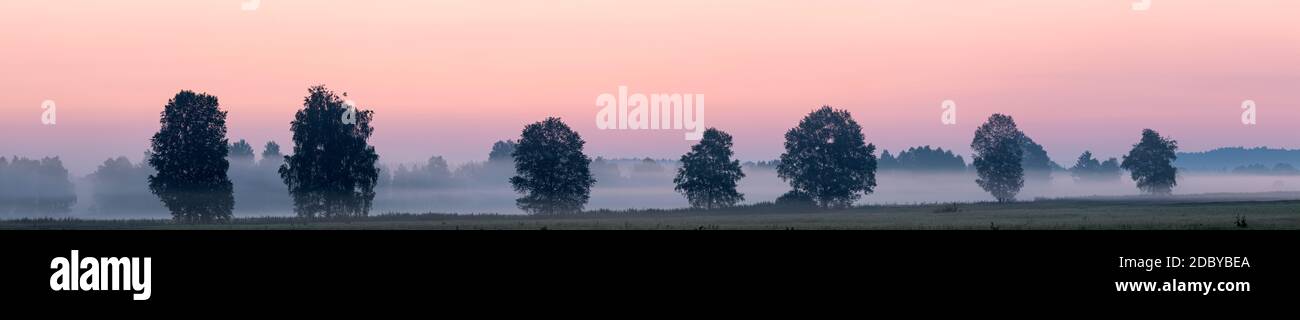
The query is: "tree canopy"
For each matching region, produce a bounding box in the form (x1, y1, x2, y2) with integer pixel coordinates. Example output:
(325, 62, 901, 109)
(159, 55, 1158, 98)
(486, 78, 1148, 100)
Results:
(1121, 129, 1178, 195)
(509, 117, 595, 214)
(971, 114, 1025, 202)
(279, 85, 380, 218)
(776, 106, 878, 208)
(147, 90, 234, 222)
(674, 128, 745, 209)
(229, 139, 256, 165)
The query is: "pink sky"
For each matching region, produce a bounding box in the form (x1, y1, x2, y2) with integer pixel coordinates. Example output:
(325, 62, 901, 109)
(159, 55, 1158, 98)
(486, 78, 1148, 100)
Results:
(2, 1, 1298, 174)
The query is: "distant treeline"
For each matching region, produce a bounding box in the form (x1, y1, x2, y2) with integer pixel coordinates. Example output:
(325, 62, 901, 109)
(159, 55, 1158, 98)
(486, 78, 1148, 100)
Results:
(0, 86, 1262, 220)
(0, 156, 76, 215)
(1176, 147, 1300, 172)
(380, 147, 680, 191)
(1231, 163, 1300, 176)
(880, 146, 967, 172)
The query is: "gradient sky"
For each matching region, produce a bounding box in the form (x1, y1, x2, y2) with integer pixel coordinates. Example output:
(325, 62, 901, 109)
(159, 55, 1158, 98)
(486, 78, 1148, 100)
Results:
(2, 0, 1298, 174)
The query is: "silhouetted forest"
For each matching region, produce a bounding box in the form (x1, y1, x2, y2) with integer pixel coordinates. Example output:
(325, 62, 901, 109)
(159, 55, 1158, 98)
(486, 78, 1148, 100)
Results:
(880, 146, 967, 172)
(1176, 147, 1300, 171)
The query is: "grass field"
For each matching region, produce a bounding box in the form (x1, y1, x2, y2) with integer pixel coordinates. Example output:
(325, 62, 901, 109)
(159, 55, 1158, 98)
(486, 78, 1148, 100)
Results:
(3, 192, 1299, 230)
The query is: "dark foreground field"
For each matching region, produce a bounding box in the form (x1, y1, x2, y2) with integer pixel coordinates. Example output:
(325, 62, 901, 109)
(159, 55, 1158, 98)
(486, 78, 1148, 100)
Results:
(3, 192, 1299, 230)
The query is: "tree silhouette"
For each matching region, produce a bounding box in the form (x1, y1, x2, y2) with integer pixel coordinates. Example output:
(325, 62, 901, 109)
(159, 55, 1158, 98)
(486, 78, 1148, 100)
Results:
(1121, 129, 1178, 195)
(674, 128, 745, 209)
(488, 140, 517, 163)
(1070, 151, 1121, 183)
(260, 141, 282, 167)
(776, 106, 878, 208)
(1019, 134, 1055, 183)
(229, 139, 255, 166)
(879, 150, 898, 169)
(509, 117, 594, 214)
(147, 90, 234, 222)
(279, 85, 380, 218)
(971, 114, 1025, 202)
(886, 146, 967, 172)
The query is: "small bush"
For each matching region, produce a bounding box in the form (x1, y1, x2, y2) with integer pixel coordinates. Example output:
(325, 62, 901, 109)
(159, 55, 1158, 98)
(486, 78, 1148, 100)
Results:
(775, 190, 817, 208)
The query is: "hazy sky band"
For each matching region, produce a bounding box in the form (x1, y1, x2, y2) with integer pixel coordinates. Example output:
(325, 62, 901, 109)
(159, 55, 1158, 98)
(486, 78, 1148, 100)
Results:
(2, 1, 1297, 174)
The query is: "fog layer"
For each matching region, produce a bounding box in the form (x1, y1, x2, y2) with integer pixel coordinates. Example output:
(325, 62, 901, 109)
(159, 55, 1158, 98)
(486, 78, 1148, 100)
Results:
(24, 159, 1300, 219)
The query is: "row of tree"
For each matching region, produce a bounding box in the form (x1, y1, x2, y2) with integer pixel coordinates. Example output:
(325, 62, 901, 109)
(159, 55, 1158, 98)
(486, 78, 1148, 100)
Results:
(874, 144, 1127, 187)
(70, 88, 1188, 220)
(498, 106, 1181, 212)
(969, 115, 1178, 202)
(142, 87, 378, 222)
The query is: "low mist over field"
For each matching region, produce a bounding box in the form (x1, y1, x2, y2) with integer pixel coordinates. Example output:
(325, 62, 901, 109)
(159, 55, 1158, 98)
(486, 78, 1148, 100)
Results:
(6, 157, 1299, 219)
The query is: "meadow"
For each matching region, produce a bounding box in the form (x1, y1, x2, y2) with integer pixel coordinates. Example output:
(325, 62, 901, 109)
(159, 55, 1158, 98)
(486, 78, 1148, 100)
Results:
(5, 192, 1298, 230)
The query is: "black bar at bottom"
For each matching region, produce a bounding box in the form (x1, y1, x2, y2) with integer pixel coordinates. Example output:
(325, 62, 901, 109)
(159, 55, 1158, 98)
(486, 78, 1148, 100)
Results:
(1, 231, 1293, 309)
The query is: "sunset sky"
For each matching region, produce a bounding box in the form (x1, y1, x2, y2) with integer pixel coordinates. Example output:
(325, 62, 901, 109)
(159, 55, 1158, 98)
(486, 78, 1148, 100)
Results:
(2, 0, 1298, 174)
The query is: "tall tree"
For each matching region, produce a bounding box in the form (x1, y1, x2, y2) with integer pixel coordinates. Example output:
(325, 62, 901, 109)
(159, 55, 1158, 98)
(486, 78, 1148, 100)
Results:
(776, 106, 878, 208)
(147, 91, 234, 222)
(509, 117, 595, 214)
(1121, 129, 1178, 195)
(971, 114, 1025, 202)
(674, 128, 746, 209)
(279, 85, 380, 218)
